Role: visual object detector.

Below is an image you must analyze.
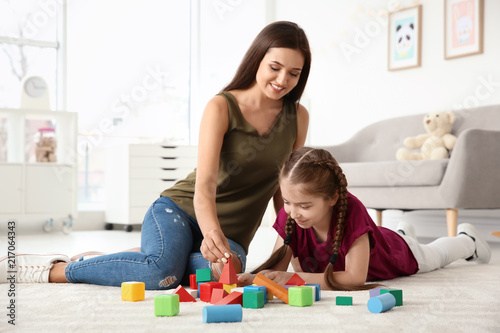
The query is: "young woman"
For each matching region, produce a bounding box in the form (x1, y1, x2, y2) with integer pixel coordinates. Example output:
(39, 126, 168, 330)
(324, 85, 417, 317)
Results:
(0, 21, 311, 289)
(238, 147, 491, 290)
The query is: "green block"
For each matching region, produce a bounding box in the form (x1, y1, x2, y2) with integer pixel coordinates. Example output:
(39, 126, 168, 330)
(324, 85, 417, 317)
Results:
(196, 268, 212, 283)
(243, 291, 265, 309)
(289, 286, 313, 307)
(381, 288, 403, 306)
(336, 296, 352, 306)
(154, 294, 179, 317)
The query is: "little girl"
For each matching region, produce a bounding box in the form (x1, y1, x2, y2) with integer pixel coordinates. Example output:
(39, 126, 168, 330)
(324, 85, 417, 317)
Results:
(238, 147, 491, 290)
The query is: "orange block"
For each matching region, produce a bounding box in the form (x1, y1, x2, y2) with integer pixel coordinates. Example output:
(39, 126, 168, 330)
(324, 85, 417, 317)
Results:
(210, 288, 228, 304)
(285, 273, 305, 286)
(214, 291, 243, 305)
(218, 259, 238, 284)
(172, 285, 197, 302)
(253, 273, 289, 304)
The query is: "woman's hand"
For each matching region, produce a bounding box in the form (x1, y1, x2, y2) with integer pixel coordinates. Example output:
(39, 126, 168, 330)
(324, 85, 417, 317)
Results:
(201, 229, 231, 263)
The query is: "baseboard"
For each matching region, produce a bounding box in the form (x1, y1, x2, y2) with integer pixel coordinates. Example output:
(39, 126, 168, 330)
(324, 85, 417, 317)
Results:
(370, 209, 500, 243)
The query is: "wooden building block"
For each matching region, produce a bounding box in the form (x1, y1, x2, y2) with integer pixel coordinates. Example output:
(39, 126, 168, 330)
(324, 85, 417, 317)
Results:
(196, 268, 212, 283)
(289, 286, 313, 307)
(203, 304, 242, 323)
(369, 287, 383, 298)
(214, 291, 243, 305)
(210, 288, 228, 304)
(367, 293, 396, 313)
(121, 281, 145, 302)
(253, 273, 289, 304)
(381, 288, 403, 306)
(243, 291, 265, 309)
(218, 259, 238, 284)
(285, 273, 306, 286)
(305, 284, 321, 301)
(244, 285, 268, 303)
(336, 296, 353, 306)
(172, 285, 197, 302)
(199, 282, 223, 303)
(154, 294, 179, 317)
(223, 283, 237, 294)
(189, 274, 198, 289)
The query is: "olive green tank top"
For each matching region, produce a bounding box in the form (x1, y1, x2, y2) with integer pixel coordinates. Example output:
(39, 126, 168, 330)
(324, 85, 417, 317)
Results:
(161, 91, 297, 253)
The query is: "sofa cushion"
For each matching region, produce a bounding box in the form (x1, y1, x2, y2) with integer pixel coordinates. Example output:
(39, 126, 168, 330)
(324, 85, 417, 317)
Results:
(340, 159, 449, 187)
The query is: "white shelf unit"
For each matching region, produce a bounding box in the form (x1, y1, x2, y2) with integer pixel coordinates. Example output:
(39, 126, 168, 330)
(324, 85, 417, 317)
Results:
(105, 144, 197, 231)
(0, 108, 78, 232)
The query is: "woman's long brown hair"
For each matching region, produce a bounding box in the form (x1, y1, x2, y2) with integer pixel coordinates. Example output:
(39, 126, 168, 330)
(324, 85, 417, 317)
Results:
(222, 21, 311, 102)
(252, 147, 382, 291)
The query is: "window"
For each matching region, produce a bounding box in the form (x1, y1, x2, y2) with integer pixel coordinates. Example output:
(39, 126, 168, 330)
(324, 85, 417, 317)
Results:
(67, 0, 191, 207)
(0, 0, 60, 109)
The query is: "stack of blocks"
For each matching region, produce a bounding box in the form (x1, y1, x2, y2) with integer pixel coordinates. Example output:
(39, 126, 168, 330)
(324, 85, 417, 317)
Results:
(123, 263, 405, 322)
(367, 287, 403, 313)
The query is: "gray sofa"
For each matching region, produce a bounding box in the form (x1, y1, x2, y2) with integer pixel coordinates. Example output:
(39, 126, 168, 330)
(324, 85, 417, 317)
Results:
(322, 104, 500, 237)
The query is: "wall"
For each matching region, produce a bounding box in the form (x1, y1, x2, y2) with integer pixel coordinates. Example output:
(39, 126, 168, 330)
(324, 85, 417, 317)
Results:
(273, 0, 500, 145)
(270, 0, 500, 241)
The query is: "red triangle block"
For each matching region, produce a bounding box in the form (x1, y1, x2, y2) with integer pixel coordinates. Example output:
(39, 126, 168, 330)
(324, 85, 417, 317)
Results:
(214, 291, 243, 305)
(285, 273, 305, 286)
(173, 285, 197, 302)
(218, 259, 238, 285)
(210, 288, 228, 304)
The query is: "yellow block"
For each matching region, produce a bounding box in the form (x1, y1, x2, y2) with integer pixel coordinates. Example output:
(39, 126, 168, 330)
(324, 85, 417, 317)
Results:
(121, 281, 145, 302)
(223, 283, 237, 294)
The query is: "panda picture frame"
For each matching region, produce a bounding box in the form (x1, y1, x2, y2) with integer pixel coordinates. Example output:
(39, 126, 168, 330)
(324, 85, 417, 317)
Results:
(444, 0, 484, 60)
(387, 5, 422, 71)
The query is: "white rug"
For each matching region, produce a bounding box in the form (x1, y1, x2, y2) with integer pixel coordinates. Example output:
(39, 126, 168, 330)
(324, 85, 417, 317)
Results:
(2, 260, 499, 333)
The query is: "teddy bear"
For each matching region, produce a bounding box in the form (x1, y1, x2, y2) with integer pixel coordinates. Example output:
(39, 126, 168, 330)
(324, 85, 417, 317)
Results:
(396, 111, 457, 161)
(36, 136, 57, 162)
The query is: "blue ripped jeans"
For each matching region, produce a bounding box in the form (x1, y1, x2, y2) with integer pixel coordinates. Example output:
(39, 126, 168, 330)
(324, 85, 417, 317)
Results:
(65, 196, 247, 290)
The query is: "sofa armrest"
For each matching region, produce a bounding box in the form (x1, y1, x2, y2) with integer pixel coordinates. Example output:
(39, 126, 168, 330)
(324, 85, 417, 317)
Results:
(439, 128, 500, 208)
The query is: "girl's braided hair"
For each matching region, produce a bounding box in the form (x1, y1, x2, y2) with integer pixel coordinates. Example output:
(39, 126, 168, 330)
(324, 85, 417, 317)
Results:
(252, 147, 378, 291)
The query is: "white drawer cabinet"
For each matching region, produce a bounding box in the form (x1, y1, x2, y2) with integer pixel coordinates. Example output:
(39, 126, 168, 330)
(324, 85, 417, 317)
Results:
(0, 109, 78, 233)
(105, 144, 197, 231)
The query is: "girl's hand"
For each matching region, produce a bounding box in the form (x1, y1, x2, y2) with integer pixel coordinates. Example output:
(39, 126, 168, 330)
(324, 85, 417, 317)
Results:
(237, 273, 256, 287)
(262, 271, 294, 285)
(201, 229, 231, 263)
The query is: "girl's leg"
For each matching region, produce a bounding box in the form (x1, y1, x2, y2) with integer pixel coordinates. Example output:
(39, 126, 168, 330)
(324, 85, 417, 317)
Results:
(64, 197, 197, 290)
(401, 226, 477, 274)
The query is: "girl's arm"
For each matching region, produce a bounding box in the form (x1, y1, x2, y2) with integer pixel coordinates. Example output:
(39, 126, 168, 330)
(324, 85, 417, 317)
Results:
(263, 232, 371, 289)
(272, 103, 309, 214)
(194, 95, 231, 263)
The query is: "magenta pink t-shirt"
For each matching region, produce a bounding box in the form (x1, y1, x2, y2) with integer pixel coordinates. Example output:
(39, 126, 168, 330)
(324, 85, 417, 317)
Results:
(273, 192, 418, 281)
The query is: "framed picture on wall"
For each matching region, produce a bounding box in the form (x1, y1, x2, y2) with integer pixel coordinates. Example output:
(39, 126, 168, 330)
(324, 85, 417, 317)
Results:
(444, 0, 484, 60)
(387, 5, 422, 71)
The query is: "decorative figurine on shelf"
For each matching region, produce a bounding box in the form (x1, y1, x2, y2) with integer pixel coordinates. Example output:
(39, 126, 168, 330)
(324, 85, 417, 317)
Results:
(36, 128, 57, 162)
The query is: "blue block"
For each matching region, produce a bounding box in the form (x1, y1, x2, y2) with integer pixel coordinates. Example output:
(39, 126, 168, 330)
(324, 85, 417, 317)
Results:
(305, 283, 321, 301)
(203, 304, 243, 323)
(244, 285, 268, 303)
(367, 293, 396, 313)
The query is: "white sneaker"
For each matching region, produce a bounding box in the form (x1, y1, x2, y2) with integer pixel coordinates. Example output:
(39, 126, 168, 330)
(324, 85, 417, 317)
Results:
(0, 254, 70, 283)
(457, 223, 491, 264)
(397, 221, 417, 239)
